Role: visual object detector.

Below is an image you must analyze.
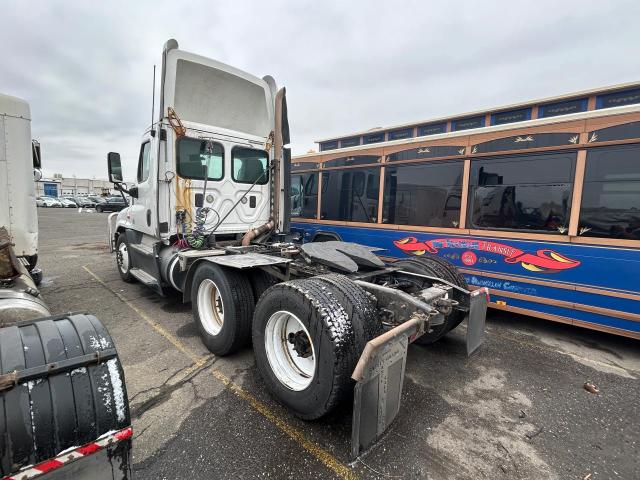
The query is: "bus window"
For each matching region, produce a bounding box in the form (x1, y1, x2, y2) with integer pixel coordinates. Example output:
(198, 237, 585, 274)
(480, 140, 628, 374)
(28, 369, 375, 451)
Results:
(290, 172, 318, 219)
(383, 160, 463, 227)
(469, 152, 576, 232)
(320, 167, 380, 222)
(291, 175, 303, 217)
(580, 144, 640, 240)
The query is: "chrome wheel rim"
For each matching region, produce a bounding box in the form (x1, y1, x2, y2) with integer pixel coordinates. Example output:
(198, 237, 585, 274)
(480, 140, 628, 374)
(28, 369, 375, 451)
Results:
(117, 242, 129, 273)
(264, 310, 316, 391)
(198, 279, 224, 336)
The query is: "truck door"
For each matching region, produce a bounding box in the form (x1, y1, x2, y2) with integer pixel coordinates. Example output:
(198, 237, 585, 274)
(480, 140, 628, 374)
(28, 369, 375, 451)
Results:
(129, 136, 158, 236)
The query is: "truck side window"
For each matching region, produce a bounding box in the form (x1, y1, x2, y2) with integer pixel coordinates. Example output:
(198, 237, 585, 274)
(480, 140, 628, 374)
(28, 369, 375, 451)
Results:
(137, 142, 151, 183)
(232, 147, 268, 184)
(177, 138, 224, 180)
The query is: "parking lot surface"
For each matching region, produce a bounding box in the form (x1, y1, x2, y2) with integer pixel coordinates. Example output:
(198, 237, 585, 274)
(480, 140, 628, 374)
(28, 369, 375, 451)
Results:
(37, 208, 639, 479)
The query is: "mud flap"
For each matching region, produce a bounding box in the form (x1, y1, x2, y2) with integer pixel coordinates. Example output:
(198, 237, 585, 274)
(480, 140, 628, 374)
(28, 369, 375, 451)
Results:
(466, 288, 488, 356)
(350, 287, 488, 459)
(351, 333, 409, 459)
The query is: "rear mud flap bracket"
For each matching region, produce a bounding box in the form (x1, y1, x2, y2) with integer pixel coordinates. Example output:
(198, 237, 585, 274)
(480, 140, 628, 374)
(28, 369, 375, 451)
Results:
(351, 334, 408, 459)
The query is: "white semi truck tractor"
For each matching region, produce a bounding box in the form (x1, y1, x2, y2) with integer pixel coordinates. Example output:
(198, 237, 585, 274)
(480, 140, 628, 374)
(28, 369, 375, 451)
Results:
(0, 94, 133, 479)
(107, 39, 489, 457)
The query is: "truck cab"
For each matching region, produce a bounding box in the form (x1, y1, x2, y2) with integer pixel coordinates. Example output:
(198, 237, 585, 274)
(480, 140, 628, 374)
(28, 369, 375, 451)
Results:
(109, 40, 282, 251)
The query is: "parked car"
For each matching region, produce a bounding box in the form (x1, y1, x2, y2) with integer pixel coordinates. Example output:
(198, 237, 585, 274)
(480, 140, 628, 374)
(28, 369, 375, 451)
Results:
(40, 196, 62, 207)
(95, 196, 127, 212)
(88, 195, 107, 204)
(58, 197, 77, 208)
(69, 196, 95, 208)
(35, 196, 45, 207)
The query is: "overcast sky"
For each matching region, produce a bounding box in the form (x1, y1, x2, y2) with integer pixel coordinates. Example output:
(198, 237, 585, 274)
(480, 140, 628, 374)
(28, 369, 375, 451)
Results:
(1, 0, 638, 180)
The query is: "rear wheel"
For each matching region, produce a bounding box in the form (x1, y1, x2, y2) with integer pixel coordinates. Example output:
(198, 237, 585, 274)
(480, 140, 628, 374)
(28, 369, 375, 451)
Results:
(309, 273, 382, 352)
(253, 280, 358, 419)
(116, 235, 134, 283)
(192, 263, 254, 356)
(96, 205, 103, 212)
(312, 233, 340, 242)
(248, 269, 278, 302)
(394, 254, 468, 344)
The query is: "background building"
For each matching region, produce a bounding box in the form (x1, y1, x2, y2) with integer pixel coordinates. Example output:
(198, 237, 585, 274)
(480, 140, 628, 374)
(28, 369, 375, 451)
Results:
(35, 174, 113, 197)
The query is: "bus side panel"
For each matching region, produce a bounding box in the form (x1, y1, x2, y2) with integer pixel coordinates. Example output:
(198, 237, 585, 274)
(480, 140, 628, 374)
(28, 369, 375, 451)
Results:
(463, 274, 640, 315)
(488, 293, 640, 335)
(291, 222, 640, 336)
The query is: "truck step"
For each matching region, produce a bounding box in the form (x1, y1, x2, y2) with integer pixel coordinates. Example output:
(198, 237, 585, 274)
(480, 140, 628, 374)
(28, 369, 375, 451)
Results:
(128, 243, 155, 257)
(130, 268, 160, 287)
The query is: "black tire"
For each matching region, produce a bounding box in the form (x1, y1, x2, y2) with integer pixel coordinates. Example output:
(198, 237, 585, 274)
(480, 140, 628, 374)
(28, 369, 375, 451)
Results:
(191, 263, 254, 356)
(96, 205, 103, 212)
(309, 274, 382, 353)
(115, 235, 134, 283)
(395, 254, 468, 345)
(24, 254, 38, 272)
(248, 269, 278, 302)
(252, 279, 358, 419)
(0, 314, 131, 476)
(29, 268, 43, 286)
(312, 233, 340, 242)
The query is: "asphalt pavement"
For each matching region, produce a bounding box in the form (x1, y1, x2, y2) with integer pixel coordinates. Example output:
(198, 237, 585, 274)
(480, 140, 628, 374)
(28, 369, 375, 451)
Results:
(36, 208, 640, 479)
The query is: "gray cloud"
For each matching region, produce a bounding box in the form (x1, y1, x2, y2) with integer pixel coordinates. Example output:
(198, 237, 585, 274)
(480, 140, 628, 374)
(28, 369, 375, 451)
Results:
(1, 0, 638, 179)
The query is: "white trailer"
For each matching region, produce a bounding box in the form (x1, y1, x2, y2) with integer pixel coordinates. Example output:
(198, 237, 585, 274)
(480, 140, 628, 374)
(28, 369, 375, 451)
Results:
(0, 93, 48, 324)
(107, 40, 488, 457)
(0, 94, 40, 263)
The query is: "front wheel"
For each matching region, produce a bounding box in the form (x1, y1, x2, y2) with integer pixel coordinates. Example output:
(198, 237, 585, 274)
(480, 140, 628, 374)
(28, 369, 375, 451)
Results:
(191, 263, 254, 356)
(252, 279, 358, 420)
(116, 235, 134, 283)
(96, 205, 103, 212)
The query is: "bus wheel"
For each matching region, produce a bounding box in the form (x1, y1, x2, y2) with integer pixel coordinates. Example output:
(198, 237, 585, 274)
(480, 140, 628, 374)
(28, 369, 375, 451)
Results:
(116, 236, 134, 283)
(252, 279, 357, 419)
(394, 255, 468, 345)
(192, 263, 254, 356)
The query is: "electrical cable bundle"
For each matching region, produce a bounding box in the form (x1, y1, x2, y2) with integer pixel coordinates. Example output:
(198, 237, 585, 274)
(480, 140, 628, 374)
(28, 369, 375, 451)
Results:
(185, 207, 210, 249)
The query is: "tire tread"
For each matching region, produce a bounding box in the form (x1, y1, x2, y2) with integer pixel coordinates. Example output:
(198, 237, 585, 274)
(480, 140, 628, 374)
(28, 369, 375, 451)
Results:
(192, 263, 254, 356)
(253, 279, 357, 419)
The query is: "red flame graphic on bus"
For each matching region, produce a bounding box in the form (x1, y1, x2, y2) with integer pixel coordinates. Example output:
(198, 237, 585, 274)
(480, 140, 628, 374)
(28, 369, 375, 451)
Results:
(393, 237, 581, 273)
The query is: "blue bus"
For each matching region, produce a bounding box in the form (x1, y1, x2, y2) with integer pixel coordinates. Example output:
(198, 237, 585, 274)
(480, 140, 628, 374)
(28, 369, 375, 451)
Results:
(290, 82, 640, 339)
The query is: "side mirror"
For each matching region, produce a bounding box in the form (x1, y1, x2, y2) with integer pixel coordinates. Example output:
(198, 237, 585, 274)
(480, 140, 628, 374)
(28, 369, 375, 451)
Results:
(128, 186, 139, 198)
(108, 152, 123, 183)
(32, 140, 42, 169)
